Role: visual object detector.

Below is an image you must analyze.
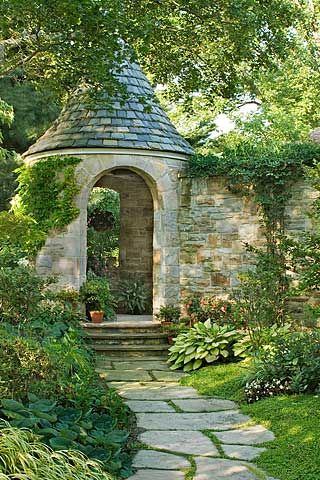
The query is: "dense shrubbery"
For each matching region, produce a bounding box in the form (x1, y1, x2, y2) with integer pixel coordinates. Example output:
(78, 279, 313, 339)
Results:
(245, 331, 320, 402)
(0, 256, 133, 478)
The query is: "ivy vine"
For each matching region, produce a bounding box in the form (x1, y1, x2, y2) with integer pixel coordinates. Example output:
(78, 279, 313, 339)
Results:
(187, 142, 320, 323)
(13, 156, 81, 233)
(0, 155, 82, 259)
(187, 142, 320, 239)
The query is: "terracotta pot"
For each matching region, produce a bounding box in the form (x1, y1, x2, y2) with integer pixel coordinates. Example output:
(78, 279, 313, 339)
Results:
(161, 320, 172, 326)
(90, 310, 104, 323)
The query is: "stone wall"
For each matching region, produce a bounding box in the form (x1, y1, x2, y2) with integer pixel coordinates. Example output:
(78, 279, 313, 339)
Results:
(178, 176, 317, 300)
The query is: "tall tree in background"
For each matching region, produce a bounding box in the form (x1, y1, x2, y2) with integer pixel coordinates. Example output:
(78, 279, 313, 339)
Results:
(0, 0, 318, 203)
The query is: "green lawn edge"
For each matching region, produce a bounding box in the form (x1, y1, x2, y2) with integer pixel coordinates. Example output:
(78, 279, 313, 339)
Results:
(181, 363, 320, 480)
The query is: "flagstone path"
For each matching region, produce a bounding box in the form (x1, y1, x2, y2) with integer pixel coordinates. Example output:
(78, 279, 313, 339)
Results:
(97, 358, 277, 480)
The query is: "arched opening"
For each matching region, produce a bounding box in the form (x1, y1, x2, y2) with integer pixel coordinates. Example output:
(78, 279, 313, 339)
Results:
(87, 168, 154, 315)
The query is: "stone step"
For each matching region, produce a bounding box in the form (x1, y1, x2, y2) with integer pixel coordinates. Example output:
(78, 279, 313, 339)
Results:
(86, 332, 168, 346)
(93, 344, 169, 358)
(82, 321, 162, 335)
(96, 356, 170, 363)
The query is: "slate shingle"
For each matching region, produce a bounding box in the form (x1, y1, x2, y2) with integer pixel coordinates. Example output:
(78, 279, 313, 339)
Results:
(25, 62, 193, 157)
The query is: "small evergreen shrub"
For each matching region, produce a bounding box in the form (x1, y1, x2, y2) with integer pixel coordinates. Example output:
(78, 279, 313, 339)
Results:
(80, 276, 116, 318)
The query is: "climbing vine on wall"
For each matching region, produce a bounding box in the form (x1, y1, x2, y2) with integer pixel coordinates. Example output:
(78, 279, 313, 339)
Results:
(13, 156, 81, 232)
(187, 142, 320, 324)
(0, 156, 81, 260)
(187, 142, 320, 234)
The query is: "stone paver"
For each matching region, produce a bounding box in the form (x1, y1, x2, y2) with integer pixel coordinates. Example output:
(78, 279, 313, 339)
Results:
(221, 445, 266, 461)
(99, 370, 152, 382)
(152, 370, 188, 382)
(215, 425, 275, 445)
(173, 398, 237, 412)
(129, 469, 185, 480)
(140, 430, 219, 457)
(113, 361, 170, 371)
(133, 450, 190, 469)
(126, 400, 176, 413)
(136, 411, 250, 431)
(97, 360, 276, 480)
(194, 457, 263, 480)
(117, 382, 202, 400)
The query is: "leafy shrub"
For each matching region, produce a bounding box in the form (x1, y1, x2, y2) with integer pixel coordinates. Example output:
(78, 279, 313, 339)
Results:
(245, 331, 320, 401)
(118, 279, 149, 314)
(0, 422, 114, 479)
(0, 211, 46, 259)
(80, 276, 116, 318)
(0, 264, 49, 323)
(182, 294, 235, 325)
(168, 320, 246, 371)
(156, 305, 181, 323)
(0, 395, 129, 475)
(0, 328, 58, 399)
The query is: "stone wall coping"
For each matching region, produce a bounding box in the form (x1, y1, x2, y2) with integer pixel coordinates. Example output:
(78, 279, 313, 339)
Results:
(24, 147, 189, 164)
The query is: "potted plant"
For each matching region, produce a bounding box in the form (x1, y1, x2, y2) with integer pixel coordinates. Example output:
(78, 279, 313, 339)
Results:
(80, 276, 116, 323)
(156, 305, 181, 326)
(156, 305, 182, 343)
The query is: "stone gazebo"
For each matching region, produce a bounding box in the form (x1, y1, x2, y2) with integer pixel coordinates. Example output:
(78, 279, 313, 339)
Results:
(24, 62, 193, 312)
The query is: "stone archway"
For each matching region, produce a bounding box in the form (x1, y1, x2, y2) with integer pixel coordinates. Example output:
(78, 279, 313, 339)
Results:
(35, 149, 186, 313)
(90, 168, 154, 312)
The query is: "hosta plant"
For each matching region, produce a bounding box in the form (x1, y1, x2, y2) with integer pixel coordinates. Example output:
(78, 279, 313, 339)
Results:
(168, 320, 244, 371)
(0, 394, 129, 475)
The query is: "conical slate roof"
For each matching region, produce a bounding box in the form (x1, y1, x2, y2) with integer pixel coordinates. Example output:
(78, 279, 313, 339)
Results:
(25, 62, 193, 157)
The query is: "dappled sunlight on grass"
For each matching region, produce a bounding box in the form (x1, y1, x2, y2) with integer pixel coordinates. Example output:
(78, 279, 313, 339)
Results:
(184, 364, 320, 480)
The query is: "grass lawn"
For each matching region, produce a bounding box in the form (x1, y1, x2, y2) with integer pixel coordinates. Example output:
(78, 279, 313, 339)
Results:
(181, 363, 320, 480)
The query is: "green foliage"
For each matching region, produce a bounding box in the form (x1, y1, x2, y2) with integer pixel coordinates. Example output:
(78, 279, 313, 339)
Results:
(1, 155, 82, 258)
(188, 142, 320, 327)
(0, 78, 59, 153)
(87, 188, 120, 276)
(168, 320, 246, 372)
(118, 279, 149, 314)
(0, 423, 114, 479)
(285, 161, 320, 293)
(14, 155, 81, 232)
(0, 264, 49, 323)
(245, 331, 320, 401)
(0, 328, 58, 399)
(0, 150, 20, 211)
(0, 395, 129, 475)
(80, 276, 116, 318)
(187, 143, 319, 224)
(183, 294, 235, 326)
(0, 1, 136, 99)
(156, 305, 181, 323)
(131, 0, 310, 103)
(0, 212, 46, 260)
